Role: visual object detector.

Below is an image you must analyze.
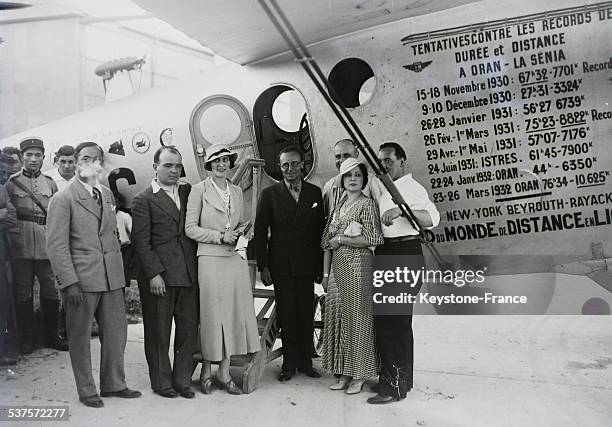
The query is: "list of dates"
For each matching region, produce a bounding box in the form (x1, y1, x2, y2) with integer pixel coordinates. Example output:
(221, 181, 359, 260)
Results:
(403, 2, 612, 244)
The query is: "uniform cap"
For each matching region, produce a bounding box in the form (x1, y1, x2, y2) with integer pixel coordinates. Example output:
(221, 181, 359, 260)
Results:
(19, 138, 45, 153)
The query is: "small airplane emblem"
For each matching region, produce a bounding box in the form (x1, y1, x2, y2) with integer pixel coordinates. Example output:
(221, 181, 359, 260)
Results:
(402, 60, 432, 73)
(131, 132, 151, 154)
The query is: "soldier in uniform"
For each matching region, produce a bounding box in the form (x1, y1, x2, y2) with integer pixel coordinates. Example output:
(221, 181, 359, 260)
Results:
(5, 138, 68, 353)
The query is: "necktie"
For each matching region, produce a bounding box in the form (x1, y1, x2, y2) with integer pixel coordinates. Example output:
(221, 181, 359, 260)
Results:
(92, 187, 102, 208)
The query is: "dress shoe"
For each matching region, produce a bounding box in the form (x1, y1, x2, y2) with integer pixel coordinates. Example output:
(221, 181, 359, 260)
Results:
(155, 389, 178, 398)
(367, 393, 402, 405)
(79, 394, 104, 408)
(177, 388, 195, 399)
(346, 379, 365, 395)
(216, 377, 243, 395)
(200, 377, 214, 394)
(100, 388, 142, 398)
(277, 371, 293, 382)
(329, 376, 351, 390)
(299, 368, 321, 378)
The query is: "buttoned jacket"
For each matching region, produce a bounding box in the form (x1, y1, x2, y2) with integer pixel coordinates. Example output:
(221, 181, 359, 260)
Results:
(185, 177, 248, 257)
(46, 179, 125, 292)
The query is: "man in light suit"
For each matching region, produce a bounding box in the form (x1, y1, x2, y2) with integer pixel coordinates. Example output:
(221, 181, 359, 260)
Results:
(132, 146, 198, 399)
(47, 142, 141, 408)
(254, 146, 325, 382)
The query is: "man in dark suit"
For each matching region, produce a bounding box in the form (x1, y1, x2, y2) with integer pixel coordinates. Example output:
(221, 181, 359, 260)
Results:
(47, 142, 141, 408)
(254, 146, 324, 382)
(132, 146, 198, 399)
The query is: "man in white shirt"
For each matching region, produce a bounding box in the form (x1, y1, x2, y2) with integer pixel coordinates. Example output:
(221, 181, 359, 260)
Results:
(45, 145, 76, 341)
(45, 145, 75, 191)
(368, 142, 440, 405)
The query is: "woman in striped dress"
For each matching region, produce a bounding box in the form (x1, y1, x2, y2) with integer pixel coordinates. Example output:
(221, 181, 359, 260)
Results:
(321, 158, 384, 394)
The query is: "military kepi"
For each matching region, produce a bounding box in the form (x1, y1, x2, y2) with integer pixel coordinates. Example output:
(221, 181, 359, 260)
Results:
(19, 137, 45, 153)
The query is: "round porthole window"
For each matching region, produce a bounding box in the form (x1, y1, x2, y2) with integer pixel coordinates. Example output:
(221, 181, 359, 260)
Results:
(328, 57, 376, 108)
(271, 89, 308, 133)
(199, 104, 242, 145)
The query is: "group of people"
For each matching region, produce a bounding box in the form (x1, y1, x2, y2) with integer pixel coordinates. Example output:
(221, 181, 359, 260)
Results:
(255, 140, 439, 405)
(0, 135, 439, 408)
(0, 141, 73, 366)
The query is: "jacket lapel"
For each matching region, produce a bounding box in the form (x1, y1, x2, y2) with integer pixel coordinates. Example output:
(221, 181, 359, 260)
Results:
(151, 188, 180, 224)
(202, 178, 227, 214)
(100, 187, 114, 234)
(289, 181, 309, 228)
(178, 184, 190, 230)
(73, 180, 102, 220)
(229, 184, 242, 227)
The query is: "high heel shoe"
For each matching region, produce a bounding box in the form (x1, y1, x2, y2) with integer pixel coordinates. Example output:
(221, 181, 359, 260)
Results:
(200, 377, 213, 395)
(346, 379, 365, 395)
(329, 376, 351, 390)
(215, 376, 243, 395)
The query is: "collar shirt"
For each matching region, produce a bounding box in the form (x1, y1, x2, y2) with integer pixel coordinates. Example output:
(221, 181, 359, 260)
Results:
(376, 174, 440, 238)
(45, 168, 72, 191)
(284, 179, 302, 202)
(77, 178, 102, 198)
(21, 168, 41, 179)
(151, 179, 180, 210)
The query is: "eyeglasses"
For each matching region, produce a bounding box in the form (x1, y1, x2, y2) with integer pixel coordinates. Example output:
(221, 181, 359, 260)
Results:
(279, 161, 302, 170)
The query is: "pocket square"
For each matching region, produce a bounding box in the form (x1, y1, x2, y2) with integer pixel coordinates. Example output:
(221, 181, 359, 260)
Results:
(311, 202, 318, 208)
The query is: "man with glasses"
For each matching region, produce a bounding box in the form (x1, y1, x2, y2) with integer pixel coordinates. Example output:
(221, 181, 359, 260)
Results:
(254, 146, 325, 382)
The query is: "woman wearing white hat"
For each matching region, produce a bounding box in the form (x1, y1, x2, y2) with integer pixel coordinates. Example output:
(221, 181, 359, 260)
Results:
(321, 158, 384, 394)
(185, 144, 260, 395)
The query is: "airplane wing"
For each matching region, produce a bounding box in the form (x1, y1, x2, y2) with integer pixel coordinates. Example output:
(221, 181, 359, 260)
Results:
(131, 0, 480, 65)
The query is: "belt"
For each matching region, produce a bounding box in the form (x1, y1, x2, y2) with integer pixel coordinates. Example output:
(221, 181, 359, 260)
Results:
(17, 213, 47, 225)
(384, 235, 420, 244)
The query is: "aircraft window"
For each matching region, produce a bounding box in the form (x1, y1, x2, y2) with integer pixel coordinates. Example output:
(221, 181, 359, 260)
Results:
(328, 57, 376, 108)
(199, 104, 242, 145)
(253, 85, 314, 181)
(271, 90, 307, 133)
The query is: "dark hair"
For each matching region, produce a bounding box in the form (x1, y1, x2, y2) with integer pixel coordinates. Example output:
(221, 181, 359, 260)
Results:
(2, 146, 22, 161)
(340, 163, 368, 190)
(379, 142, 406, 161)
(277, 145, 303, 163)
(0, 153, 13, 165)
(74, 141, 104, 161)
(153, 145, 182, 164)
(54, 145, 75, 163)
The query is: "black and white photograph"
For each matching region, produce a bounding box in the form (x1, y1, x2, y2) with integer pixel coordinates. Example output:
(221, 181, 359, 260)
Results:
(0, 0, 610, 426)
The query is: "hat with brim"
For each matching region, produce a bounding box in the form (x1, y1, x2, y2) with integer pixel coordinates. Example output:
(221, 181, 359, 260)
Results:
(204, 143, 238, 171)
(339, 157, 363, 175)
(20, 137, 45, 153)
